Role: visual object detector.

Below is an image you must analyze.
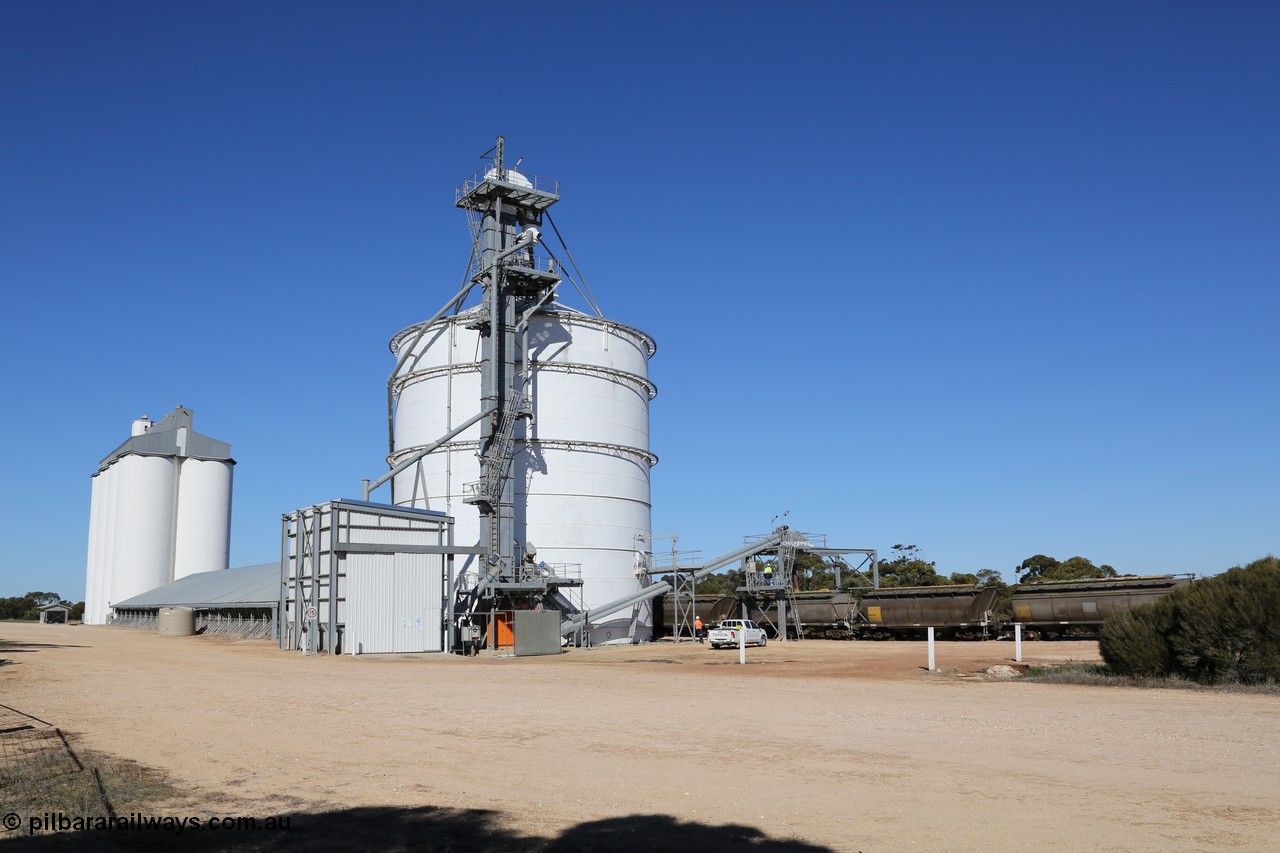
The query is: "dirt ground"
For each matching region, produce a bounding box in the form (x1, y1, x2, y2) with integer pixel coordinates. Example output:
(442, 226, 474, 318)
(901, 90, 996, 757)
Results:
(2, 623, 1278, 852)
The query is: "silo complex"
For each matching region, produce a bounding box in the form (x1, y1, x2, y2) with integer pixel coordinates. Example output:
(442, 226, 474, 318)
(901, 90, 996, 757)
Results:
(83, 407, 234, 624)
(389, 306, 658, 641)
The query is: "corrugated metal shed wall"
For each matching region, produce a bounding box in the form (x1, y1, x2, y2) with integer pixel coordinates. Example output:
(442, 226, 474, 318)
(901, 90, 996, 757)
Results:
(345, 552, 445, 654)
(395, 552, 444, 652)
(345, 556, 393, 653)
(281, 500, 450, 654)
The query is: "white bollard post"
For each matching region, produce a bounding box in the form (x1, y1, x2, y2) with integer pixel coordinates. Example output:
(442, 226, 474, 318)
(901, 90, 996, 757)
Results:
(927, 626, 936, 671)
(1015, 623, 1023, 662)
(739, 624, 746, 664)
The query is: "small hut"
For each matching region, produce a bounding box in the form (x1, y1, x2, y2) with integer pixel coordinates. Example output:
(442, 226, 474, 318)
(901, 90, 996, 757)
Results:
(38, 603, 70, 624)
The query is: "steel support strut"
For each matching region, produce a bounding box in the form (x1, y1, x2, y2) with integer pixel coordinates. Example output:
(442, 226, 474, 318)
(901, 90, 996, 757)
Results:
(560, 529, 788, 636)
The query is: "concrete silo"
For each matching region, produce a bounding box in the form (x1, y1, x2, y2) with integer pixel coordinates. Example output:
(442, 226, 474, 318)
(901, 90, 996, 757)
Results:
(108, 454, 178, 603)
(83, 407, 234, 624)
(173, 457, 235, 579)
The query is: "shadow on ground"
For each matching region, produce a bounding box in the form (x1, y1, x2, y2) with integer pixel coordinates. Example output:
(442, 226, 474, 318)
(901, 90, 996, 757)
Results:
(0, 695, 843, 853)
(0, 807, 835, 852)
(0, 643, 85, 653)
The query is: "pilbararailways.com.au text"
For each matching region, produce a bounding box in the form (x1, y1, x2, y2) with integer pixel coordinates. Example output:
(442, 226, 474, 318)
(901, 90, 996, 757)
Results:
(9, 812, 292, 836)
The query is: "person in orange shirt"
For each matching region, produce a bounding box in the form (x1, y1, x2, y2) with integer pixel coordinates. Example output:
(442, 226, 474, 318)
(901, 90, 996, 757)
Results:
(694, 616, 705, 643)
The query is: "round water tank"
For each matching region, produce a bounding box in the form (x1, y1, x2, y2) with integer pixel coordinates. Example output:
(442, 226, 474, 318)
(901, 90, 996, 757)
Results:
(173, 458, 233, 579)
(390, 304, 657, 643)
(157, 606, 197, 636)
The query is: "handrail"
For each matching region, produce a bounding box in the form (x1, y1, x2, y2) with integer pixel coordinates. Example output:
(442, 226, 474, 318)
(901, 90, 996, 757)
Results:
(560, 529, 787, 636)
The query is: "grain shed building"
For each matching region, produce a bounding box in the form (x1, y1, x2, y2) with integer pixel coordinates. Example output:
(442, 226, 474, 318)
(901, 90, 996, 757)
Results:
(110, 563, 278, 639)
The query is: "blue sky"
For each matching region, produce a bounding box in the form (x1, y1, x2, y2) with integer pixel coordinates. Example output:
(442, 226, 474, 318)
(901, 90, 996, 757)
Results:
(2, 1, 1276, 600)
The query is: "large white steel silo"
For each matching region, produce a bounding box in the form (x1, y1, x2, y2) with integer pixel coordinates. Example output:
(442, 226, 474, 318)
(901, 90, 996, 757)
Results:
(389, 304, 658, 643)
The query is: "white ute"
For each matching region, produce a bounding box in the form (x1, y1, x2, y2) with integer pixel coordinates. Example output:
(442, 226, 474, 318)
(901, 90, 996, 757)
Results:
(708, 619, 767, 648)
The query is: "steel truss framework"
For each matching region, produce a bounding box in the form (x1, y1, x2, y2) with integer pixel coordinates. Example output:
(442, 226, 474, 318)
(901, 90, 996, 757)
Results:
(620, 529, 879, 643)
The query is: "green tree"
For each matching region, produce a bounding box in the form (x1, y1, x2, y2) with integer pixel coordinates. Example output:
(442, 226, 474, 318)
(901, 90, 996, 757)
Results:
(1058, 556, 1118, 579)
(793, 552, 838, 591)
(879, 545, 949, 587)
(1100, 556, 1280, 684)
(974, 569, 1012, 620)
(949, 572, 979, 585)
(1017, 554, 1118, 583)
(1098, 607, 1173, 676)
(692, 574, 728, 595)
(678, 569, 743, 596)
(975, 569, 1004, 586)
(1167, 556, 1280, 683)
(0, 591, 64, 621)
(1015, 554, 1059, 581)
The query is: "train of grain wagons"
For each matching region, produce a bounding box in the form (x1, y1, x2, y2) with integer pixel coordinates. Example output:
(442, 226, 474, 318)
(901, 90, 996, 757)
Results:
(653, 575, 1192, 641)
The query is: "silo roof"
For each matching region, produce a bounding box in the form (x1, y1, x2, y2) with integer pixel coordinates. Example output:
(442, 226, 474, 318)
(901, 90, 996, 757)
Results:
(97, 405, 234, 471)
(111, 563, 278, 609)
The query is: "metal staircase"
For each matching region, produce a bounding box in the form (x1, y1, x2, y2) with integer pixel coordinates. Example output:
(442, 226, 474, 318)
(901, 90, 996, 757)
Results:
(461, 390, 532, 560)
(487, 391, 530, 499)
(741, 528, 809, 639)
(776, 530, 806, 639)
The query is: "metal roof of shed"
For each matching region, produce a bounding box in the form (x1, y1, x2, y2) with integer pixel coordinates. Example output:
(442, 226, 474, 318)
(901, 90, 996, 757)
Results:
(112, 563, 277, 610)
